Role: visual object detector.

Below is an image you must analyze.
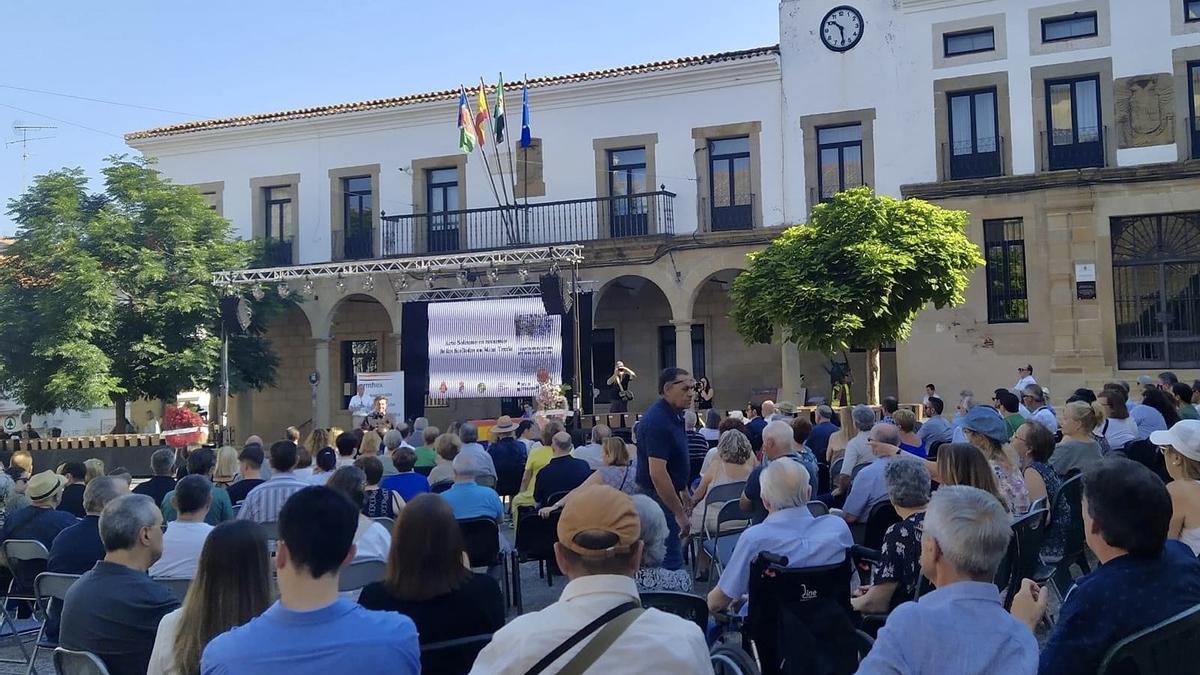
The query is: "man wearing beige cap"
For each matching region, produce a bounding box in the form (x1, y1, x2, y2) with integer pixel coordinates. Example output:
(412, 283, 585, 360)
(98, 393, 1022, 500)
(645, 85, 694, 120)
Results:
(471, 485, 711, 674)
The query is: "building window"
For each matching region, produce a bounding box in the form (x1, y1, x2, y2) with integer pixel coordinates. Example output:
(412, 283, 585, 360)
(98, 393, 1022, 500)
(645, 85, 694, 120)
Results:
(947, 88, 1001, 179)
(607, 147, 649, 237)
(657, 324, 706, 376)
(1041, 12, 1098, 42)
(341, 340, 378, 409)
(983, 219, 1028, 323)
(261, 185, 294, 266)
(1189, 62, 1200, 159)
(1187, 0, 1200, 22)
(341, 176, 373, 261)
(817, 124, 863, 201)
(426, 168, 460, 253)
(1112, 213, 1200, 368)
(944, 28, 995, 57)
(1045, 75, 1104, 170)
(708, 137, 753, 231)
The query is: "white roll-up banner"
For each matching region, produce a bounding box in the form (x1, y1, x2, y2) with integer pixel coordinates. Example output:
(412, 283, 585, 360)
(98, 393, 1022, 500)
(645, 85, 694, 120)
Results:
(427, 298, 562, 398)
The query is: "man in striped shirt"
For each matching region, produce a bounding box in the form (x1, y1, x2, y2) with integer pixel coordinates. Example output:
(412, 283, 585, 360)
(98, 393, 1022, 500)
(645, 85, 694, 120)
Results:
(237, 441, 310, 524)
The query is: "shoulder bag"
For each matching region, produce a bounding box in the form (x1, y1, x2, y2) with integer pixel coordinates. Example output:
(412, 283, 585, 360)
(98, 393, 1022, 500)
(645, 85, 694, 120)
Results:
(524, 601, 644, 675)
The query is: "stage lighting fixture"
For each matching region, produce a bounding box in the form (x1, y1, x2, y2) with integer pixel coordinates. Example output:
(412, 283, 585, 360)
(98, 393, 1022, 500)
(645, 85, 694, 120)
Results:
(250, 285, 265, 301)
(335, 274, 346, 294)
(518, 268, 529, 282)
(487, 268, 499, 284)
(457, 270, 469, 286)
(301, 277, 315, 297)
(425, 274, 435, 289)
(276, 282, 289, 298)
(362, 275, 375, 292)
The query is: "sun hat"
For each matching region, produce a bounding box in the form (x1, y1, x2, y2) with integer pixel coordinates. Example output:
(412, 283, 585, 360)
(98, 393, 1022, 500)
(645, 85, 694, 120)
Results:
(492, 415, 519, 434)
(557, 485, 641, 558)
(776, 401, 798, 416)
(27, 470, 65, 502)
(1151, 420, 1200, 462)
(962, 405, 1009, 444)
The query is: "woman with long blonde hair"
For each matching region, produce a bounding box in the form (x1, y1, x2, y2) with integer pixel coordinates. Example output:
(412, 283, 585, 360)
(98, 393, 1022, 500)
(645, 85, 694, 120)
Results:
(213, 446, 239, 488)
(825, 407, 856, 465)
(148, 520, 272, 675)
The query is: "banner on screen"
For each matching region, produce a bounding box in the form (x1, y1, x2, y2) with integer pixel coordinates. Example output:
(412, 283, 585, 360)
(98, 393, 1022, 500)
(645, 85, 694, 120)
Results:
(356, 371, 406, 422)
(428, 298, 562, 399)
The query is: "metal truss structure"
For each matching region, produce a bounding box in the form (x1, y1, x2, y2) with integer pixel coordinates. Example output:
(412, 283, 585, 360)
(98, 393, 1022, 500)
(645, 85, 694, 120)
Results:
(394, 280, 597, 304)
(211, 244, 584, 287)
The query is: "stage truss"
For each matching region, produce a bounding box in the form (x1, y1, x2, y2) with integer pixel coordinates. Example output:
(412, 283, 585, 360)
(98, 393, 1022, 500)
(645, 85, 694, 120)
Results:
(212, 244, 585, 289)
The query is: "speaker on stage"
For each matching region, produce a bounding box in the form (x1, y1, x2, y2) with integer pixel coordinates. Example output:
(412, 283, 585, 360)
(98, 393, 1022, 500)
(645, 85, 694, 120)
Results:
(539, 273, 567, 316)
(220, 296, 252, 334)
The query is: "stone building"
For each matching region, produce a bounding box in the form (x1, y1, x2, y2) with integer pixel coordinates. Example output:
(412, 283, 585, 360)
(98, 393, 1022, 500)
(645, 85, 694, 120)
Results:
(126, 0, 1200, 436)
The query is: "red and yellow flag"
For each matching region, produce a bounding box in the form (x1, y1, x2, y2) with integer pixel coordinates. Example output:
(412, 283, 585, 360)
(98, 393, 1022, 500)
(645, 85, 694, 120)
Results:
(474, 79, 490, 149)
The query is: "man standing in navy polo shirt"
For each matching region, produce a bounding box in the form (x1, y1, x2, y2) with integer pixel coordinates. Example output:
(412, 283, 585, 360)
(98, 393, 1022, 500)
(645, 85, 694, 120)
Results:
(635, 367, 695, 571)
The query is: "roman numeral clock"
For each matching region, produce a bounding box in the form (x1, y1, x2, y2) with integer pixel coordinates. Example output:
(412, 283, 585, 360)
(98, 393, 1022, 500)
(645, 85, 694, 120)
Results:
(821, 5, 864, 52)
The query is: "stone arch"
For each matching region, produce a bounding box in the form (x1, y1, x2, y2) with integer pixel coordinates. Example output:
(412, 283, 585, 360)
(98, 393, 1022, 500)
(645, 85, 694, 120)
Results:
(313, 286, 401, 339)
(684, 267, 747, 320)
(591, 274, 675, 405)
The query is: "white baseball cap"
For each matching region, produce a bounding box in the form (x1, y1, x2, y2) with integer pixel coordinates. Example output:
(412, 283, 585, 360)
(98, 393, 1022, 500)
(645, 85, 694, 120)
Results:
(1150, 420, 1200, 462)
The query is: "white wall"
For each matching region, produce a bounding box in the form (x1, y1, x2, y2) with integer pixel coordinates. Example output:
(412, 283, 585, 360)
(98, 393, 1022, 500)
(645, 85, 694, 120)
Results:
(130, 58, 783, 264)
(780, 0, 1200, 221)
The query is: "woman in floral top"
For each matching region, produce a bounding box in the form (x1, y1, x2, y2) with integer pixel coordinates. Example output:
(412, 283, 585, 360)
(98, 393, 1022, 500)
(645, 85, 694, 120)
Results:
(631, 494, 693, 593)
(852, 459, 931, 613)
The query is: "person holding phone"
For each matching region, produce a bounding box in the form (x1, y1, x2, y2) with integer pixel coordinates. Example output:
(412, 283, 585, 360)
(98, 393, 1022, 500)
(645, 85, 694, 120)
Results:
(607, 361, 637, 413)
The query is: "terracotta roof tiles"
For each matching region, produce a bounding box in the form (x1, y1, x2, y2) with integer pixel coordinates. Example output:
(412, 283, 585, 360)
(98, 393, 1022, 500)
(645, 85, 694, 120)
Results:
(125, 45, 779, 141)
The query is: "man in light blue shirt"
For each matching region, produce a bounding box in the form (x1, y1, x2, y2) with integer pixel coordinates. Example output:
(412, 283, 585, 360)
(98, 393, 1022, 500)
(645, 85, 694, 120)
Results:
(916, 397, 952, 447)
(1022, 385, 1058, 435)
(708, 459, 852, 614)
(1130, 398, 1168, 440)
(236, 441, 311, 524)
(856, 485, 1038, 675)
(202, 486, 419, 675)
(457, 422, 498, 479)
(440, 452, 504, 522)
(841, 424, 910, 524)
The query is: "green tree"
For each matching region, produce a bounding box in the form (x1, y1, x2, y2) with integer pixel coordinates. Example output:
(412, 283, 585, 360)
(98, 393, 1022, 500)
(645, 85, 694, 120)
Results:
(0, 156, 277, 430)
(729, 187, 984, 404)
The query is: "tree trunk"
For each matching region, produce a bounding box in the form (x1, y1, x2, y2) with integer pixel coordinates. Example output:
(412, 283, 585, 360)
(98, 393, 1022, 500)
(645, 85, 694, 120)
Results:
(111, 394, 129, 434)
(866, 346, 881, 406)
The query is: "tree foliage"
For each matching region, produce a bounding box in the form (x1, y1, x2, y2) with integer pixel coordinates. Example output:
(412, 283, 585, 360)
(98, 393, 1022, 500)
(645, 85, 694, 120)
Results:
(0, 156, 277, 417)
(729, 186, 984, 355)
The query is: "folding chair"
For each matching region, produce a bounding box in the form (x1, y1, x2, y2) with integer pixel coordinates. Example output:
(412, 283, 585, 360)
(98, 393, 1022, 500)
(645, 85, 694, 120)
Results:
(850, 462, 872, 482)
(702, 501, 751, 577)
(690, 481, 747, 576)
(52, 648, 109, 675)
(514, 505, 559, 605)
(457, 517, 513, 612)
(0, 540, 48, 666)
(372, 516, 395, 532)
(1002, 506, 1050, 609)
(27, 572, 78, 675)
(860, 501, 901, 551)
(806, 500, 830, 517)
(1047, 473, 1088, 597)
(337, 559, 386, 593)
(1097, 603, 1200, 674)
(414, 465, 434, 477)
(420, 633, 493, 675)
(430, 480, 454, 494)
(154, 577, 191, 603)
(640, 591, 707, 632)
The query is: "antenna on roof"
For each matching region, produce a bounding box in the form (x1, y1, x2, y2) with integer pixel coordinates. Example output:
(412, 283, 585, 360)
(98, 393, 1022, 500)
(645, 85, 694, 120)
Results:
(6, 122, 57, 190)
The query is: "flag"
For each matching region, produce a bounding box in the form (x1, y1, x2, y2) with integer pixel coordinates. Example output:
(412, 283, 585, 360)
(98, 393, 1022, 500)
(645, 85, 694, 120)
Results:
(520, 80, 532, 148)
(457, 87, 476, 154)
(493, 75, 506, 143)
(474, 79, 490, 149)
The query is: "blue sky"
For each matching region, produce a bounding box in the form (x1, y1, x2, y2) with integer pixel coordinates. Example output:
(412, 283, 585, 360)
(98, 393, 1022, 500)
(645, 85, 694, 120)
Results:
(0, 0, 779, 235)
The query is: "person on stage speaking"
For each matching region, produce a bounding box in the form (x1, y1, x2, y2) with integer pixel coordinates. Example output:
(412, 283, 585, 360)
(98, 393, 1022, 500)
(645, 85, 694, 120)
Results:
(608, 361, 637, 413)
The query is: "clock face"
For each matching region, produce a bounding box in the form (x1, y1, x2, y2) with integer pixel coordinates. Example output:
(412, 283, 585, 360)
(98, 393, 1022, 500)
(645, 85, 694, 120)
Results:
(821, 5, 864, 52)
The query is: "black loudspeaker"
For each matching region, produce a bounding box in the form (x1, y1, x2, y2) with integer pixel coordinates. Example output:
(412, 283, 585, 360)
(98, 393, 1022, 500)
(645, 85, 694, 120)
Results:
(539, 273, 566, 315)
(220, 296, 251, 334)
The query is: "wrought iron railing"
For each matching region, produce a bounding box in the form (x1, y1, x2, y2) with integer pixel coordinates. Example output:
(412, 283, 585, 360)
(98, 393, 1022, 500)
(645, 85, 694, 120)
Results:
(333, 228, 375, 261)
(379, 190, 675, 257)
(698, 193, 755, 231)
(943, 136, 1005, 180)
(1043, 125, 1106, 171)
(251, 237, 293, 268)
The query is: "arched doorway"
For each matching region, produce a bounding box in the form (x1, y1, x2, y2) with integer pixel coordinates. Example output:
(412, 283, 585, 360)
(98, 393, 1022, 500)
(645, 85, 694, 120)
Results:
(233, 301, 314, 441)
(327, 294, 400, 430)
(593, 275, 673, 410)
(690, 269, 782, 413)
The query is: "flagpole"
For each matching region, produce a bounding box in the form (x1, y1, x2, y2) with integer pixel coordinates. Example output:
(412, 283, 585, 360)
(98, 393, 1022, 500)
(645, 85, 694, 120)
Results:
(486, 77, 516, 244)
(501, 73, 521, 243)
(522, 75, 530, 239)
(468, 84, 511, 236)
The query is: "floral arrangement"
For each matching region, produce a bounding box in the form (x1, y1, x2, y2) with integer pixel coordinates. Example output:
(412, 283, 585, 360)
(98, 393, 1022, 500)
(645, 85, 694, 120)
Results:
(162, 405, 204, 448)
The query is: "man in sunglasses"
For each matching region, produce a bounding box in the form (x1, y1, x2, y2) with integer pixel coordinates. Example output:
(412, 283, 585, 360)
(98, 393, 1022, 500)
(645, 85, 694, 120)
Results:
(633, 367, 695, 571)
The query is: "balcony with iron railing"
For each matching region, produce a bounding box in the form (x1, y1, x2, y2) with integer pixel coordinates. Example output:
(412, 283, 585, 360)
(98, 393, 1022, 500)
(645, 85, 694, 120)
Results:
(378, 189, 675, 257)
(1043, 125, 1106, 171)
(250, 237, 294, 268)
(942, 136, 1005, 180)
